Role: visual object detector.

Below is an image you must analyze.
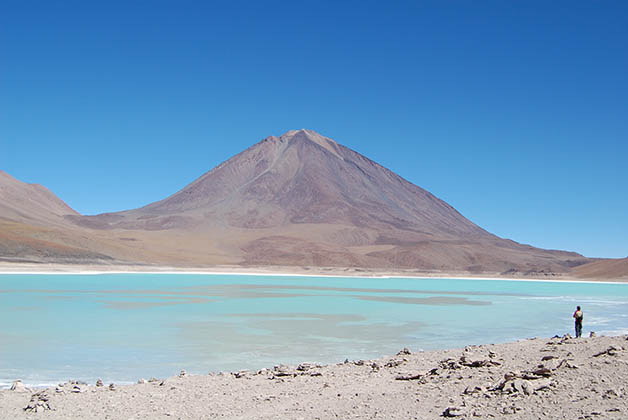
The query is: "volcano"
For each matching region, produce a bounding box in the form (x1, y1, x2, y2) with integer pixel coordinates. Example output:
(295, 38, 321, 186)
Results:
(54, 129, 586, 274)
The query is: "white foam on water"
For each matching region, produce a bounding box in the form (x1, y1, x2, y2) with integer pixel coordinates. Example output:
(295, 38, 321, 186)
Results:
(519, 295, 628, 306)
(596, 328, 628, 336)
(585, 316, 613, 326)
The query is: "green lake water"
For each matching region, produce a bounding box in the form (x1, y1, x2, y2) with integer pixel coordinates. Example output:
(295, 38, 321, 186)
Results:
(0, 273, 626, 388)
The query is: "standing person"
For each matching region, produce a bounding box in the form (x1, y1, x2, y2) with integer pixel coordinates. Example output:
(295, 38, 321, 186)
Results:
(573, 306, 583, 337)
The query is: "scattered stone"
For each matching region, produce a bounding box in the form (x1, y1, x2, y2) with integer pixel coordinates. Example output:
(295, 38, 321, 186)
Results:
(370, 362, 380, 371)
(395, 373, 423, 381)
(593, 346, 623, 357)
(272, 365, 296, 378)
(108, 383, 116, 391)
(71, 385, 82, 393)
(443, 406, 466, 417)
(501, 405, 518, 414)
(603, 389, 619, 399)
(503, 371, 519, 381)
(541, 355, 556, 361)
(234, 370, 249, 379)
(520, 381, 532, 396)
(23, 391, 51, 413)
(385, 359, 403, 368)
(463, 385, 484, 395)
(533, 378, 553, 392)
(556, 359, 579, 370)
(440, 358, 462, 370)
(530, 367, 552, 377)
(148, 377, 160, 383)
(397, 347, 411, 355)
(296, 363, 315, 371)
(460, 357, 501, 368)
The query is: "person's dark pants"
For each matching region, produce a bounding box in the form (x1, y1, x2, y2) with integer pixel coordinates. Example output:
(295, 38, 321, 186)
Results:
(575, 321, 582, 338)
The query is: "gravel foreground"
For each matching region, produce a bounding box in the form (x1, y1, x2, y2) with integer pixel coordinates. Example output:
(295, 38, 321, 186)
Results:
(1, 335, 627, 419)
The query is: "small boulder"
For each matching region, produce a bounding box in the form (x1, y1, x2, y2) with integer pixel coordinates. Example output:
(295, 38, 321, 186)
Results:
(463, 385, 483, 395)
(297, 363, 314, 371)
(10, 380, 28, 392)
(531, 367, 552, 377)
(443, 406, 466, 417)
(533, 378, 553, 391)
(23, 391, 51, 413)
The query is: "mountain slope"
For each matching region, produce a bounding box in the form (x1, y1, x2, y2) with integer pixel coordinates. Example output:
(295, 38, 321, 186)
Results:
(71, 130, 487, 236)
(572, 257, 628, 280)
(63, 129, 590, 274)
(0, 171, 114, 263)
(0, 171, 78, 227)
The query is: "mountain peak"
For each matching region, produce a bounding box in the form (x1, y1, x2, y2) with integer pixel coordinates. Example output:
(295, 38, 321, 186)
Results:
(279, 129, 342, 158)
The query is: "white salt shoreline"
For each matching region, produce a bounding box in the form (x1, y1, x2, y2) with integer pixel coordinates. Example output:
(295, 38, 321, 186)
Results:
(1, 265, 627, 284)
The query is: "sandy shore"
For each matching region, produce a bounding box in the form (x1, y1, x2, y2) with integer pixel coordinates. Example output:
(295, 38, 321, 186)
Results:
(1, 335, 627, 419)
(1, 262, 626, 283)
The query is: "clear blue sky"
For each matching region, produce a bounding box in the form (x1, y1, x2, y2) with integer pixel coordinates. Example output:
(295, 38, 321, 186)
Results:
(1, 1, 626, 258)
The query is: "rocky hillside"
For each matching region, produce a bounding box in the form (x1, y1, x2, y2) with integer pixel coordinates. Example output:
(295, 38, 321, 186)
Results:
(59, 129, 590, 274)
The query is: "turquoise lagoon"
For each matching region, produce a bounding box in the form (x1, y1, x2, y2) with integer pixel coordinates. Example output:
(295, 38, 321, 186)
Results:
(1, 274, 627, 388)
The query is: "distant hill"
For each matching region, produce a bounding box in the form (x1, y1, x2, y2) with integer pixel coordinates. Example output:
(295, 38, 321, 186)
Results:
(0, 170, 78, 226)
(0, 171, 112, 263)
(2, 129, 623, 278)
(572, 257, 628, 280)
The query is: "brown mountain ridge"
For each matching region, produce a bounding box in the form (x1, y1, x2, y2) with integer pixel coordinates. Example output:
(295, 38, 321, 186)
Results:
(2, 129, 622, 278)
